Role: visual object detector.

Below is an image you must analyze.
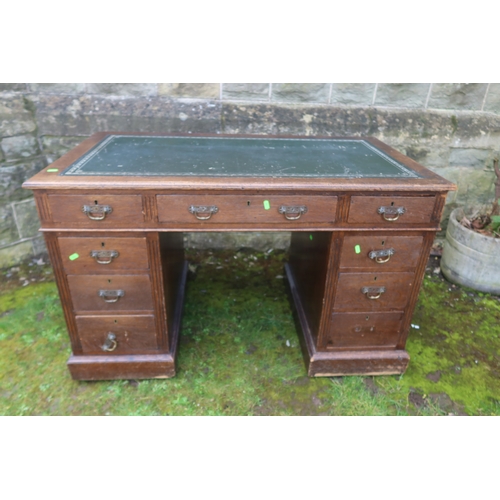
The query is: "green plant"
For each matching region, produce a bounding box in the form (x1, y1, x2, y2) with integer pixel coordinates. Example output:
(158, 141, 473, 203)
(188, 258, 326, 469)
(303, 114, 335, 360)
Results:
(460, 158, 500, 237)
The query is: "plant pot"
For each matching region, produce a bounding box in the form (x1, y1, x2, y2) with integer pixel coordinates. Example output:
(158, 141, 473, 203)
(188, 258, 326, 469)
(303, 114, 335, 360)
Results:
(441, 207, 500, 294)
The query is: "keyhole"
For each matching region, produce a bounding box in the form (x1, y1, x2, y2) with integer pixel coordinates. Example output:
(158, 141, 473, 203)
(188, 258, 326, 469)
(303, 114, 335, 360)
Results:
(108, 279, 111, 284)
(101, 242, 105, 247)
(390, 201, 394, 206)
(247, 201, 251, 206)
(374, 276, 377, 281)
(94, 200, 98, 205)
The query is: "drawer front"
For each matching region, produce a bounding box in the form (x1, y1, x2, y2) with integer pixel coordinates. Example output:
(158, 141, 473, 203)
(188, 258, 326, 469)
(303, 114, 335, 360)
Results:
(157, 195, 337, 225)
(47, 194, 144, 226)
(59, 237, 149, 274)
(348, 196, 435, 224)
(340, 235, 424, 271)
(323, 311, 404, 350)
(75, 315, 158, 355)
(333, 272, 414, 311)
(67, 274, 154, 312)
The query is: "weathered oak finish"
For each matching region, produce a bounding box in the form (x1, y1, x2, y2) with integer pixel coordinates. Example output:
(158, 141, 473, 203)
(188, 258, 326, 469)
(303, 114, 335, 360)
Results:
(67, 274, 154, 313)
(23, 132, 456, 380)
(339, 234, 424, 271)
(333, 272, 414, 312)
(324, 312, 404, 350)
(348, 195, 436, 225)
(288, 232, 332, 344)
(67, 353, 176, 380)
(47, 194, 144, 226)
(75, 315, 158, 355)
(157, 194, 338, 225)
(58, 236, 149, 274)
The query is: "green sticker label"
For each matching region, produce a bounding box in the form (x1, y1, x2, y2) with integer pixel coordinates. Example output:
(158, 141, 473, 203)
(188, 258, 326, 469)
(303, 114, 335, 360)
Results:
(69, 253, 79, 261)
(309, 235, 313, 241)
(47, 168, 59, 172)
(355, 245, 361, 254)
(263, 200, 271, 210)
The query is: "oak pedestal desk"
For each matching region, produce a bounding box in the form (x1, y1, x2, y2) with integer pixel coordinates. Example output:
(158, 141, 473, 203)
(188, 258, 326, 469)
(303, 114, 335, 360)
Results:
(23, 133, 456, 381)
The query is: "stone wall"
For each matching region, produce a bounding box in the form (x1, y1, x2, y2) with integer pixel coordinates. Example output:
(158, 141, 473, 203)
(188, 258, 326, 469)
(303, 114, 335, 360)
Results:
(1, 83, 499, 266)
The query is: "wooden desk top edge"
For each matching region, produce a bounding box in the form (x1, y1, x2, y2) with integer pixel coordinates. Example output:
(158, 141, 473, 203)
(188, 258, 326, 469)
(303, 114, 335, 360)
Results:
(23, 132, 457, 193)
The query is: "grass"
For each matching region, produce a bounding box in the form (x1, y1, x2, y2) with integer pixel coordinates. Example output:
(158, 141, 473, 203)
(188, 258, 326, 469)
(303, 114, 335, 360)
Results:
(1, 250, 499, 416)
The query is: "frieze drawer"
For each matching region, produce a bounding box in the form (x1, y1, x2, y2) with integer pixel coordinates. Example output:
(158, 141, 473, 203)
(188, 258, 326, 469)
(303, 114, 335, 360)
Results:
(157, 194, 337, 225)
(47, 194, 144, 226)
(348, 196, 436, 225)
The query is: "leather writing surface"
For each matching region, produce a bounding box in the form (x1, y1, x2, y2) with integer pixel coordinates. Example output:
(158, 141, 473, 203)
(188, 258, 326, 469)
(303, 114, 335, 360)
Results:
(62, 135, 421, 179)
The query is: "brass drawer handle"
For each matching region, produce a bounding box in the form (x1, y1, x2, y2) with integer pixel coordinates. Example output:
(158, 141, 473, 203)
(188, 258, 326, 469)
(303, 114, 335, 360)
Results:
(90, 250, 119, 264)
(189, 205, 219, 220)
(368, 248, 395, 264)
(377, 206, 405, 221)
(98, 289, 125, 303)
(361, 286, 386, 300)
(101, 332, 117, 352)
(278, 205, 308, 220)
(82, 204, 113, 221)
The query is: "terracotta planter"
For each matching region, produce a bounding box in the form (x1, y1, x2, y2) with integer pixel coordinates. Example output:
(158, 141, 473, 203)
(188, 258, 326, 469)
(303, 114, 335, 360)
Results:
(441, 207, 500, 294)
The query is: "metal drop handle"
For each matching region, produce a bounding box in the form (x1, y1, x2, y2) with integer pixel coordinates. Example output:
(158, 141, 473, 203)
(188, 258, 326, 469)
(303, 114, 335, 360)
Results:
(98, 289, 125, 303)
(278, 205, 308, 220)
(368, 248, 395, 264)
(189, 205, 219, 220)
(90, 250, 119, 264)
(101, 332, 117, 352)
(377, 206, 405, 221)
(361, 286, 386, 300)
(82, 205, 113, 221)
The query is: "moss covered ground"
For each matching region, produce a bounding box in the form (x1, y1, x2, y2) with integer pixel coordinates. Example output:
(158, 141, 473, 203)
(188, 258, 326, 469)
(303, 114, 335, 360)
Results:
(1, 250, 499, 416)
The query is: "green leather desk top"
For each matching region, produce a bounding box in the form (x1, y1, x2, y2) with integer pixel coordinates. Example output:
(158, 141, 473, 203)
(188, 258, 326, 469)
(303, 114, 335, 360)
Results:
(62, 135, 421, 179)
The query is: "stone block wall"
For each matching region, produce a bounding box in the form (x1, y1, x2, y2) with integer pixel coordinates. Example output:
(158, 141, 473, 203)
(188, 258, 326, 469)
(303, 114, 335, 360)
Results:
(1, 83, 499, 266)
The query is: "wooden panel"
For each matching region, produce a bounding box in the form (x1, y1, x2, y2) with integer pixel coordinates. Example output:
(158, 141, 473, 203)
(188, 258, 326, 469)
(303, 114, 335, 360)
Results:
(157, 194, 337, 225)
(396, 231, 436, 349)
(340, 234, 424, 271)
(67, 274, 154, 312)
(59, 237, 149, 274)
(67, 353, 175, 380)
(47, 194, 144, 225)
(44, 233, 82, 354)
(333, 272, 414, 312)
(75, 315, 158, 355)
(307, 350, 410, 377)
(348, 196, 435, 224)
(288, 232, 332, 342)
(158, 233, 185, 351)
(34, 193, 51, 222)
(323, 311, 404, 350)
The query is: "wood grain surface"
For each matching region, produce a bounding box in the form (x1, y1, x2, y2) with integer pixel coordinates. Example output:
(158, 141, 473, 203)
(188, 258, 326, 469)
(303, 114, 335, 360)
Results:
(22, 132, 457, 380)
(67, 274, 154, 312)
(58, 236, 149, 273)
(75, 315, 158, 355)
